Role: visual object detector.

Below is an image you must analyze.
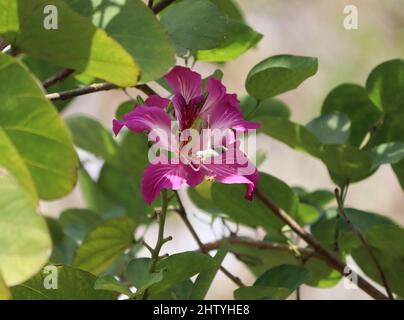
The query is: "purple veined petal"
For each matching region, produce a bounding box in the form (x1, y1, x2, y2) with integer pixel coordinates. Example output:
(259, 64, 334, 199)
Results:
(141, 157, 188, 204)
(199, 76, 240, 121)
(202, 142, 259, 200)
(145, 95, 170, 108)
(199, 76, 226, 117)
(120, 105, 171, 132)
(113, 106, 178, 151)
(209, 101, 260, 132)
(165, 66, 202, 103)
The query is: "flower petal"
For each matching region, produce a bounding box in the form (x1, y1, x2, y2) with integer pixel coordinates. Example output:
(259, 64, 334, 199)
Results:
(172, 93, 200, 130)
(200, 76, 240, 119)
(186, 167, 205, 187)
(209, 102, 260, 131)
(165, 66, 202, 103)
(202, 143, 259, 200)
(145, 95, 170, 108)
(116, 106, 177, 151)
(141, 158, 188, 204)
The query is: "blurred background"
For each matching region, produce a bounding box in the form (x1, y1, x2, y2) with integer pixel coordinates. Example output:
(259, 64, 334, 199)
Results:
(41, 0, 404, 299)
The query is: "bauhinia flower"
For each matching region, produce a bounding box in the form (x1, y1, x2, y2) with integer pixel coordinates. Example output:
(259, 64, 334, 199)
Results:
(113, 66, 260, 204)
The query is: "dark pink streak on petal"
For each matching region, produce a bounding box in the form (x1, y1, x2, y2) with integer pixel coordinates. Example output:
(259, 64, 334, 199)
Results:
(165, 66, 202, 103)
(172, 93, 201, 130)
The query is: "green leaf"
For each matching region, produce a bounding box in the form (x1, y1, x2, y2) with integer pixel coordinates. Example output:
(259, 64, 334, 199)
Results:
(11, 266, 116, 300)
(234, 286, 291, 300)
(21, 55, 77, 112)
(115, 100, 135, 121)
(66, 115, 120, 166)
(67, 0, 175, 82)
(304, 258, 341, 288)
(260, 117, 323, 158)
(59, 208, 102, 242)
(296, 203, 320, 225)
(79, 167, 119, 216)
(0, 53, 78, 200)
(118, 130, 150, 180)
(242, 97, 290, 120)
(209, 0, 244, 22)
(306, 113, 351, 145)
(321, 84, 381, 146)
(310, 208, 339, 249)
(367, 112, 404, 147)
(126, 258, 163, 293)
(97, 163, 148, 223)
(0, 0, 139, 86)
(338, 208, 394, 251)
(351, 224, 404, 297)
(321, 144, 373, 186)
(0, 169, 51, 286)
(149, 252, 214, 295)
(190, 248, 228, 300)
(366, 59, 404, 113)
(160, 0, 228, 52)
(72, 216, 136, 275)
(246, 55, 318, 100)
(368, 142, 404, 170)
(211, 172, 299, 230)
(235, 265, 309, 300)
(196, 21, 262, 62)
(187, 180, 222, 216)
(0, 272, 11, 300)
(293, 187, 334, 208)
(94, 275, 133, 297)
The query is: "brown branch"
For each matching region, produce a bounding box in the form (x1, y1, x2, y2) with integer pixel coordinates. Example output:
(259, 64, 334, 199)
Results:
(152, 0, 176, 14)
(42, 68, 74, 89)
(254, 187, 389, 300)
(201, 237, 315, 258)
(174, 191, 245, 287)
(334, 188, 394, 299)
(45, 82, 157, 101)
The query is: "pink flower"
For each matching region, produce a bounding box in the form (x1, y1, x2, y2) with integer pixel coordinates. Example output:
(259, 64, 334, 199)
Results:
(113, 66, 260, 204)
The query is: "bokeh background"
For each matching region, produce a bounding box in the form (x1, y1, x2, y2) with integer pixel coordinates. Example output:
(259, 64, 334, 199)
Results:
(41, 0, 404, 299)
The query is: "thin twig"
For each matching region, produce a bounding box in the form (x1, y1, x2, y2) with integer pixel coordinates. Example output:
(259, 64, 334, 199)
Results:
(152, 0, 176, 14)
(334, 188, 394, 299)
(45, 82, 157, 101)
(201, 237, 315, 258)
(142, 190, 171, 300)
(254, 187, 389, 300)
(174, 191, 245, 287)
(42, 68, 74, 89)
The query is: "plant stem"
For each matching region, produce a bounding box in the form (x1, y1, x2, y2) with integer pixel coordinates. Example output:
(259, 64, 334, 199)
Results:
(334, 188, 394, 299)
(254, 187, 389, 300)
(201, 237, 315, 258)
(42, 68, 74, 89)
(174, 191, 245, 287)
(148, 0, 154, 8)
(142, 190, 171, 300)
(45, 82, 156, 101)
